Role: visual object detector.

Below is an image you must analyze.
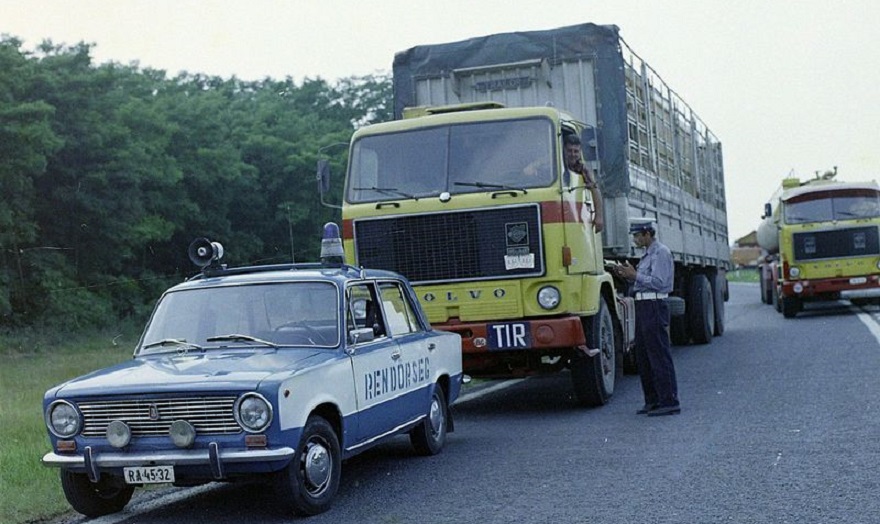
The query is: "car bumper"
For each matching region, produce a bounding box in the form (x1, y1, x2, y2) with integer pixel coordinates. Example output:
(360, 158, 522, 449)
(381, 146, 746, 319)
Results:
(43, 443, 295, 482)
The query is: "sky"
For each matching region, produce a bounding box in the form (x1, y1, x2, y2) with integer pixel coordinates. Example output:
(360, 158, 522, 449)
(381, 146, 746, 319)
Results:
(5, 0, 880, 242)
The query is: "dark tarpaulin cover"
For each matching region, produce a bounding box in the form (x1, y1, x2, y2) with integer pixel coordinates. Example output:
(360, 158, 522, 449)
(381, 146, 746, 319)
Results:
(392, 23, 630, 196)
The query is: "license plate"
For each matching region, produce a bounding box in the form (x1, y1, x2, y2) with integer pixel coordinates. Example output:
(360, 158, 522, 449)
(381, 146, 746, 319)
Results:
(487, 322, 531, 350)
(504, 254, 535, 270)
(850, 277, 867, 285)
(123, 465, 175, 485)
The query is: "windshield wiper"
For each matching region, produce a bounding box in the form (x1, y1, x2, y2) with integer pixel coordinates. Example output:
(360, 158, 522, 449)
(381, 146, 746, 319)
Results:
(454, 181, 527, 195)
(142, 338, 204, 351)
(352, 186, 419, 201)
(206, 334, 279, 348)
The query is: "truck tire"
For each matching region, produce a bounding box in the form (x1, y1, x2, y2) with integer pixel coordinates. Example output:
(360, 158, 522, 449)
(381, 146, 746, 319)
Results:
(670, 315, 689, 345)
(781, 296, 801, 318)
(760, 271, 773, 304)
(712, 272, 726, 336)
(570, 299, 615, 407)
(688, 274, 715, 344)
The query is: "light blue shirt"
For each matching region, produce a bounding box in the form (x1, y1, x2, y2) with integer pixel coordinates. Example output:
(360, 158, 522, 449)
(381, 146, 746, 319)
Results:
(633, 239, 674, 294)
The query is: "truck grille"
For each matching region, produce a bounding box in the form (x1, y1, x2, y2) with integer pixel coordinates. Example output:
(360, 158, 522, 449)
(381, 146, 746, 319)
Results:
(354, 205, 544, 283)
(793, 226, 880, 261)
(78, 396, 241, 437)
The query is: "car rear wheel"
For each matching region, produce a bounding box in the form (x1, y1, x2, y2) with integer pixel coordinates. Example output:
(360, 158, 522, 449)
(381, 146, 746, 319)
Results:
(410, 385, 448, 456)
(60, 470, 134, 518)
(275, 415, 341, 516)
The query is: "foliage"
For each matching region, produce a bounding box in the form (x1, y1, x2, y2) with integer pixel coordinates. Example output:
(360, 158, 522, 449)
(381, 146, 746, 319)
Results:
(0, 37, 393, 329)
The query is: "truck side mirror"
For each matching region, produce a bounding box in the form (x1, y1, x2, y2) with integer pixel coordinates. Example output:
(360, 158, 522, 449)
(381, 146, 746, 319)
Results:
(316, 159, 342, 210)
(317, 159, 331, 194)
(763, 202, 772, 219)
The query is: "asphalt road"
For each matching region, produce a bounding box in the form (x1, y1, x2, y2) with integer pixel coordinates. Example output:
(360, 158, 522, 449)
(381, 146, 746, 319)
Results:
(52, 282, 880, 524)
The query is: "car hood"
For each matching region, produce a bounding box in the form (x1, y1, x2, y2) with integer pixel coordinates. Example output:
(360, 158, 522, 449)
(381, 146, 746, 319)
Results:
(50, 348, 327, 397)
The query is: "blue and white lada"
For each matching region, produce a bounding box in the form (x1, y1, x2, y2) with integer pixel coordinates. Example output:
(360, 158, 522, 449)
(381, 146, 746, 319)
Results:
(41, 224, 463, 517)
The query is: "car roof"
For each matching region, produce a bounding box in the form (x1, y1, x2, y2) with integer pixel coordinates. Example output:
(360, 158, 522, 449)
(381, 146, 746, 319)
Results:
(170, 263, 407, 292)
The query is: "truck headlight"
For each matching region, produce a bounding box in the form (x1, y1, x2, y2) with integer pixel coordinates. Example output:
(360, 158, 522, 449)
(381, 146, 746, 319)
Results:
(235, 393, 272, 433)
(537, 286, 561, 310)
(46, 400, 81, 438)
(789, 266, 800, 278)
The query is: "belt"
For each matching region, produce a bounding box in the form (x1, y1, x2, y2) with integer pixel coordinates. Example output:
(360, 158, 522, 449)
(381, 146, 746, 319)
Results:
(635, 292, 668, 301)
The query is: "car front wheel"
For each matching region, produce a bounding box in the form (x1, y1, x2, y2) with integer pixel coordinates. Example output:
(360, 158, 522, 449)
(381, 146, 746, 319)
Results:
(275, 415, 341, 516)
(60, 470, 134, 518)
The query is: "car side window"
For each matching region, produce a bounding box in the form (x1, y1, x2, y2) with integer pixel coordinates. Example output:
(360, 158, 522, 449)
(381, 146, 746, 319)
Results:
(378, 282, 422, 336)
(347, 283, 387, 341)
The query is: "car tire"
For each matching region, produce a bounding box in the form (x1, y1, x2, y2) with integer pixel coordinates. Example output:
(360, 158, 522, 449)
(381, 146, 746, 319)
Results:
(570, 298, 615, 407)
(275, 415, 341, 516)
(60, 470, 134, 518)
(410, 385, 448, 456)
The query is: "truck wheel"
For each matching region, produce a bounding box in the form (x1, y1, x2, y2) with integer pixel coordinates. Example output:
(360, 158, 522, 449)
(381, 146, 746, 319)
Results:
(275, 415, 341, 516)
(712, 273, 726, 336)
(410, 385, 448, 456)
(60, 470, 134, 518)
(781, 296, 801, 318)
(570, 298, 615, 407)
(688, 275, 715, 344)
(670, 315, 689, 345)
(759, 271, 769, 304)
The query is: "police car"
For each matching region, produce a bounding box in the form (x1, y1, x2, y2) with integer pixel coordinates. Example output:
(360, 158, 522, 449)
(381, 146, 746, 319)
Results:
(41, 224, 463, 517)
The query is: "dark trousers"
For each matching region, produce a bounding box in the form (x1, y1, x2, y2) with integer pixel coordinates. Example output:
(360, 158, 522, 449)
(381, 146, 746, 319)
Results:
(634, 299, 678, 407)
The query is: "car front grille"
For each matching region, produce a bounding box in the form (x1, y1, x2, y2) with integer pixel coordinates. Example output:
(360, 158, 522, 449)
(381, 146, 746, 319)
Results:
(77, 396, 241, 437)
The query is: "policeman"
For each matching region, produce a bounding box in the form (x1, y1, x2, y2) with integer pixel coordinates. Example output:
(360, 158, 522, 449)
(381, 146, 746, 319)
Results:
(615, 219, 680, 416)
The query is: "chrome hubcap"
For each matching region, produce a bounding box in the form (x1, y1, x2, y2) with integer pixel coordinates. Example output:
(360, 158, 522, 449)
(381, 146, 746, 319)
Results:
(303, 441, 331, 493)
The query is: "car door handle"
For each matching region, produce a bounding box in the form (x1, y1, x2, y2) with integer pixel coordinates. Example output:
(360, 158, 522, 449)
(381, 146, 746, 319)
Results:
(391, 349, 401, 360)
(428, 342, 436, 351)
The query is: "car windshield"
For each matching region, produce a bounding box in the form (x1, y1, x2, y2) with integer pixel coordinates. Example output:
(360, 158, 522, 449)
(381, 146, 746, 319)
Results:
(346, 117, 555, 203)
(138, 281, 340, 354)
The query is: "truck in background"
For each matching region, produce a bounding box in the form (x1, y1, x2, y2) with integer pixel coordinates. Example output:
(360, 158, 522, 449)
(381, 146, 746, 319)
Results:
(757, 167, 880, 317)
(319, 23, 730, 406)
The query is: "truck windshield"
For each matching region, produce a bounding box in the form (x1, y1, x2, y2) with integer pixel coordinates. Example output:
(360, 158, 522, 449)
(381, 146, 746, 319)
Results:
(138, 282, 340, 353)
(346, 118, 555, 203)
(785, 191, 880, 224)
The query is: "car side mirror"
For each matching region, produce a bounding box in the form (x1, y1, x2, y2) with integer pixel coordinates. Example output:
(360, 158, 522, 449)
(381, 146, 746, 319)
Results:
(349, 327, 375, 345)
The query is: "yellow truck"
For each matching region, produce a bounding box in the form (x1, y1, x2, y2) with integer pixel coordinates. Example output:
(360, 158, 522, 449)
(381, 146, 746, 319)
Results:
(757, 168, 880, 317)
(319, 23, 730, 406)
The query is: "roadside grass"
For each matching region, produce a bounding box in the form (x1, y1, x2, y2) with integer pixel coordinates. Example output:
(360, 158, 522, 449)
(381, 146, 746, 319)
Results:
(727, 267, 760, 283)
(0, 326, 139, 524)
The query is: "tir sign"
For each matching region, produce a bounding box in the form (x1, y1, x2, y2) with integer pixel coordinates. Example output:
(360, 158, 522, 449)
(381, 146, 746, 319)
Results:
(487, 322, 530, 350)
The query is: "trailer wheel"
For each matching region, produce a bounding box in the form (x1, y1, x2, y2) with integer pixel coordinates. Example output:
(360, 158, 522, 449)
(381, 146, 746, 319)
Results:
(781, 296, 801, 318)
(688, 275, 714, 344)
(570, 299, 615, 407)
(712, 273, 726, 336)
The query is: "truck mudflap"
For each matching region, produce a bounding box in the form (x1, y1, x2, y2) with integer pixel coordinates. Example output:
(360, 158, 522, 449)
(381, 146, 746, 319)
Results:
(782, 274, 880, 298)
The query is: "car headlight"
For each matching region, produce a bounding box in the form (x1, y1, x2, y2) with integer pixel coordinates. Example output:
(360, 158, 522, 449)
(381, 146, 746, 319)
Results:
(234, 393, 272, 433)
(537, 286, 561, 310)
(46, 400, 81, 438)
(789, 266, 800, 278)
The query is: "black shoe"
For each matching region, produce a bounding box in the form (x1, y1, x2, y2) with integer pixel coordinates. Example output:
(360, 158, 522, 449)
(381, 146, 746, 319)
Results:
(637, 404, 656, 415)
(647, 404, 681, 417)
